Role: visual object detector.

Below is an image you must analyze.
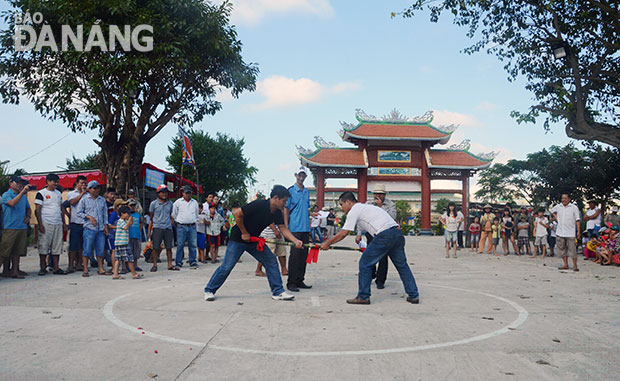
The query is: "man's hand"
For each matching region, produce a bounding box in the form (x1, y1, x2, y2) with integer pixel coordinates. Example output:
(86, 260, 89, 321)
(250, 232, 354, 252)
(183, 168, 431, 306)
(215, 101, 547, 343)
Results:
(241, 232, 250, 242)
(104, 226, 109, 236)
(294, 239, 303, 249)
(205, 220, 211, 225)
(374, 195, 383, 207)
(87, 216, 97, 226)
(320, 242, 330, 250)
(39, 224, 45, 234)
(355, 235, 362, 244)
(275, 231, 282, 239)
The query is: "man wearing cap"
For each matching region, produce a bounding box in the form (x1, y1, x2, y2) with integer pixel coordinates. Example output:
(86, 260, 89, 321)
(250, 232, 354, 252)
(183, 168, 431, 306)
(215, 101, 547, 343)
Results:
(173, 185, 199, 268)
(34, 173, 67, 275)
(356, 184, 396, 289)
(606, 206, 620, 228)
(126, 188, 143, 214)
(0, 176, 32, 278)
(284, 166, 314, 292)
(148, 184, 176, 271)
(77, 180, 109, 276)
(478, 204, 496, 254)
(551, 194, 581, 271)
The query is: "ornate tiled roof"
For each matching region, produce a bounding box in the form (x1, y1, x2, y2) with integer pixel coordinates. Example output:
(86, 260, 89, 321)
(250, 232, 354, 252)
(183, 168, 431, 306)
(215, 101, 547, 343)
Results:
(298, 147, 367, 168)
(427, 148, 495, 170)
(339, 109, 457, 144)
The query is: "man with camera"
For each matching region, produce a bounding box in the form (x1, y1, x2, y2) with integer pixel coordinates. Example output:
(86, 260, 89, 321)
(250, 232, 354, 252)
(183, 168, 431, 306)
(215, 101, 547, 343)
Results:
(1, 176, 32, 279)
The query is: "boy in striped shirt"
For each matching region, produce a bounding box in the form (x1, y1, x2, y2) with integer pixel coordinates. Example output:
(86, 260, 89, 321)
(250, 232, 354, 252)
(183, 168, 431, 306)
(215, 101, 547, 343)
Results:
(112, 206, 142, 279)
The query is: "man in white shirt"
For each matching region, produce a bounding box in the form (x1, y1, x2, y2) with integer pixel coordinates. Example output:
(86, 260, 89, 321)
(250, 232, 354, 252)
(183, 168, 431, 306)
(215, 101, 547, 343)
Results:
(551, 194, 581, 271)
(533, 208, 549, 259)
(64, 175, 88, 273)
(321, 192, 419, 305)
(34, 173, 67, 275)
(172, 185, 199, 268)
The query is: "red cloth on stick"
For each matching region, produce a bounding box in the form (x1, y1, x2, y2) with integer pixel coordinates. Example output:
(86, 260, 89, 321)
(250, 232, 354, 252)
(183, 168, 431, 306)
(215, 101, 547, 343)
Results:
(306, 245, 319, 263)
(249, 237, 266, 252)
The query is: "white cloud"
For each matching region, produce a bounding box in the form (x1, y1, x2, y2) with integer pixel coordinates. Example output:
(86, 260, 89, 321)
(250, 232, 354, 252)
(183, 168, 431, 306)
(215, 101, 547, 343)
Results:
(432, 109, 479, 127)
(278, 161, 297, 171)
(252, 76, 359, 109)
(475, 101, 500, 112)
(228, 0, 334, 26)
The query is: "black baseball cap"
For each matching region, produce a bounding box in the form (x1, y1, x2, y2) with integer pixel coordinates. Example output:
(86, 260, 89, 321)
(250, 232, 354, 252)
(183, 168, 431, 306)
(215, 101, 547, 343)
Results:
(10, 175, 29, 184)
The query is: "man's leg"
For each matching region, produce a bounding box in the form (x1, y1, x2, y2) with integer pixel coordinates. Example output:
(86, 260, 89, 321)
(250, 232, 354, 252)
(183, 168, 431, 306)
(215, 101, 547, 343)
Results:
(175, 225, 187, 267)
(386, 232, 419, 300)
(287, 232, 309, 287)
(204, 241, 245, 294)
(188, 227, 197, 266)
(82, 229, 94, 274)
(357, 234, 391, 300)
(376, 255, 388, 286)
(248, 246, 286, 296)
(478, 231, 487, 253)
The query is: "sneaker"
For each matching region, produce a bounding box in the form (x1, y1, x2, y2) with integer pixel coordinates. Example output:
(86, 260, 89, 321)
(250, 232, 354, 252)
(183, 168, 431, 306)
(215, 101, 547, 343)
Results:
(272, 292, 295, 301)
(376, 282, 385, 289)
(190, 263, 199, 269)
(204, 292, 215, 301)
(406, 297, 420, 304)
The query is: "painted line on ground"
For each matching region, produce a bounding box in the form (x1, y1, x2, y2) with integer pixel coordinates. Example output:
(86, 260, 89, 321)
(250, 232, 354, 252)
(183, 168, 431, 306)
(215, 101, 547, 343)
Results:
(102, 282, 529, 356)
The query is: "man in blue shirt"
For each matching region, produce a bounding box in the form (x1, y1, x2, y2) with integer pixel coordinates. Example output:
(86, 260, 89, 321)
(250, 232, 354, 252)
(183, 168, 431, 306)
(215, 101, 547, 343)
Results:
(284, 166, 315, 292)
(77, 180, 109, 277)
(1, 176, 32, 279)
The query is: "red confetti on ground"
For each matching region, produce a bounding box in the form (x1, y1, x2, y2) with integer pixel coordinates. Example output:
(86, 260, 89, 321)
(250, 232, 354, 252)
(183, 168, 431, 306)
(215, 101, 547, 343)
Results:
(154, 350, 158, 354)
(189, 348, 192, 350)
(137, 327, 143, 330)
(142, 332, 145, 335)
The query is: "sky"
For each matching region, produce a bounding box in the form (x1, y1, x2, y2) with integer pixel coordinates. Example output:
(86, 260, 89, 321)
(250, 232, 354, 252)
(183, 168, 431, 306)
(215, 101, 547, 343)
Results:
(0, 0, 575, 198)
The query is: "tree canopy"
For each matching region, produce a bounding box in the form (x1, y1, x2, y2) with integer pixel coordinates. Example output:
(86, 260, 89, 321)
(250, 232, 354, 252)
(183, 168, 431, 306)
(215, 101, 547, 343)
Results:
(65, 152, 98, 171)
(0, 0, 258, 194)
(399, 1, 620, 148)
(475, 143, 620, 211)
(166, 130, 257, 198)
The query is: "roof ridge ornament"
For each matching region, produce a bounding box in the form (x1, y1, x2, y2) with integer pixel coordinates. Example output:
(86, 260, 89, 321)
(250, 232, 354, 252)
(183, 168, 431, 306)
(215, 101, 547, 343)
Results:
(448, 139, 471, 151)
(475, 151, 499, 160)
(339, 121, 356, 131)
(436, 124, 459, 134)
(314, 136, 337, 149)
(296, 145, 314, 156)
(354, 108, 434, 124)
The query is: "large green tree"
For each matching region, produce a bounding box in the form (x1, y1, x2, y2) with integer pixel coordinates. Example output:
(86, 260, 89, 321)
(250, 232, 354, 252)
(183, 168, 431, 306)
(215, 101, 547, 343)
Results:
(166, 130, 257, 197)
(0, 0, 258, 194)
(65, 152, 99, 171)
(399, 1, 620, 148)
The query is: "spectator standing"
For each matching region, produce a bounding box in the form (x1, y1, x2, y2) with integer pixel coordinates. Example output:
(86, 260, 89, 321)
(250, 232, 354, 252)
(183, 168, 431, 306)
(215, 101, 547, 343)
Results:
(0, 176, 32, 278)
(310, 205, 323, 243)
(126, 188, 143, 214)
(548, 215, 558, 257)
(127, 199, 143, 271)
(107, 199, 127, 273)
(583, 200, 601, 260)
(34, 173, 67, 275)
(173, 185, 199, 269)
(441, 202, 461, 258)
(551, 194, 581, 271)
(516, 215, 531, 255)
(112, 206, 142, 279)
(457, 208, 465, 249)
(64, 176, 88, 272)
(148, 184, 177, 272)
(256, 223, 288, 276)
(205, 203, 226, 263)
(491, 218, 501, 256)
(77, 181, 109, 277)
(469, 217, 481, 252)
(196, 203, 209, 263)
(533, 209, 549, 258)
(326, 208, 337, 239)
(284, 166, 313, 292)
(605, 206, 620, 227)
(478, 204, 495, 254)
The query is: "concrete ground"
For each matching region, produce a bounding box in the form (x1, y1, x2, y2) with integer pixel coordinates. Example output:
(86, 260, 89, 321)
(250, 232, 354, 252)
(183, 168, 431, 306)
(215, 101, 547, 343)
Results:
(1, 236, 619, 381)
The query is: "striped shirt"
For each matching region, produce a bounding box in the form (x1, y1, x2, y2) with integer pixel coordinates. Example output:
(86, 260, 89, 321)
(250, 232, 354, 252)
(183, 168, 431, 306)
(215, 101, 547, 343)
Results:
(77, 195, 108, 231)
(115, 219, 130, 246)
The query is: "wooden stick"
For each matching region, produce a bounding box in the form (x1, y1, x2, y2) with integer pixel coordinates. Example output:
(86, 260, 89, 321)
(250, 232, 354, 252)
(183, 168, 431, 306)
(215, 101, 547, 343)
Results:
(263, 239, 363, 252)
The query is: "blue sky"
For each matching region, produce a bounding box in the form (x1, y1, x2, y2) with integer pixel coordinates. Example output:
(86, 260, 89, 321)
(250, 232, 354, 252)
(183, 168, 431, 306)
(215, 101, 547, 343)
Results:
(0, 0, 574, 197)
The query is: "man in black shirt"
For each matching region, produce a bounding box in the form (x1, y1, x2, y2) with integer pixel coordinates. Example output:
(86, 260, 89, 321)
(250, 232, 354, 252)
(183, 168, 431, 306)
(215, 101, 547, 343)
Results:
(204, 185, 302, 301)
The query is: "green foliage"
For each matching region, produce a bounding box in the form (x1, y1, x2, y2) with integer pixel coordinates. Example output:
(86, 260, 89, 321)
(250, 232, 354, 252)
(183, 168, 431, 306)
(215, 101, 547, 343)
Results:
(0, 0, 258, 190)
(434, 198, 451, 214)
(395, 200, 412, 224)
(400, 1, 620, 148)
(475, 143, 620, 210)
(0, 163, 27, 194)
(167, 130, 257, 197)
(255, 191, 266, 200)
(225, 188, 249, 207)
(65, 152, 99, 171)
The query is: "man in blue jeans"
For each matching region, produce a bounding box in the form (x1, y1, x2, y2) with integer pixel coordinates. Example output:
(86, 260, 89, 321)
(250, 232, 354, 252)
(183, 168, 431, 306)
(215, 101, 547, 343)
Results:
(77, 180, 109, 277)
(204, 185, 302, 301)
(321, 192, 419, 305)
(172, 185, 199, 269)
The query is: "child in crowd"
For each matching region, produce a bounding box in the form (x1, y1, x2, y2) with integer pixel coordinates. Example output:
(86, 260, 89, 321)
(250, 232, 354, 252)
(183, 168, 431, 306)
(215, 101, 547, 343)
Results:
(517, 215, 531, 255)
(196, 203, 210, 263)
(547, 215, 557, 257)
(469, 216, 481, 252)
(128, 200, 143, 272)
(491, 218, 501, 256)
(441, 202, 461, 258)
(112, 206, 142, 279)
(533, 208, 549, 258)
(206, 203, 226, 263)
(597, 226, 619, 265)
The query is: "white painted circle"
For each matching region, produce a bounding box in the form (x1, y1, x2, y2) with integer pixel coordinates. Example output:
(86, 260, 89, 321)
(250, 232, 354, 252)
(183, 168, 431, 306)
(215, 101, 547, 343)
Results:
(103, 282, 528, 356)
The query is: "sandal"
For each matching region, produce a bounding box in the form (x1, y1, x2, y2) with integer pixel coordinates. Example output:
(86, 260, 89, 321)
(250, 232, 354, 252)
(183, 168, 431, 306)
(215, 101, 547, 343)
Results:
(168, 266, 180, 271)
(132, 274, 144, 279)
(53, 269, 66, 275)
(150, 266, 157, 272)
(82, 272, 89, 277)
(98, 271, 112, 276)
(38, 270, 47, 276)
(112, 275, 125, 280)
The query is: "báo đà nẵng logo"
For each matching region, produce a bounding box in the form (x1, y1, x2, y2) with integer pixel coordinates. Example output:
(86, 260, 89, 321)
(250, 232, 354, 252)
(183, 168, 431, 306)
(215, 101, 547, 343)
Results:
(14, 11, 153, 52)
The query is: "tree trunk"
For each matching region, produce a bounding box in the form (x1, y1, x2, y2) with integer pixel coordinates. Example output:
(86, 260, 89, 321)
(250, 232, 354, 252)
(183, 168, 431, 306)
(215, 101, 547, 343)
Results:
(96, 124, 146, 197)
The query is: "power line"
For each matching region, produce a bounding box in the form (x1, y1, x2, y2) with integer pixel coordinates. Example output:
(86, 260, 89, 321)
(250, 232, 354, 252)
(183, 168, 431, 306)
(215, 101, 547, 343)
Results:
(8, 132, 73, 169)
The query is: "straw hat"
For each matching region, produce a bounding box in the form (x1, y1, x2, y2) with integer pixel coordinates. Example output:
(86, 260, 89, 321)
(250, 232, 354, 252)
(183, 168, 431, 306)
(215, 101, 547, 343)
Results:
(372, 184, 387, 194)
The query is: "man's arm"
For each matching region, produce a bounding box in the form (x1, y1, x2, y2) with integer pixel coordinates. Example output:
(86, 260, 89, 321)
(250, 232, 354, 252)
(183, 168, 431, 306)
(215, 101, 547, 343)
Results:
(6, 187, 28, 207)
(269, 223, 281, 238)
(321, 229, 350, 250)
(148, 212, 154, 239)
(24, 206, 31, 226)
(283, 207, 290, 230)
(68, 190, 86, 205)
(234, 208, 250, 241)
(277, 225, 302, 248)
(35, 204, 44, 233)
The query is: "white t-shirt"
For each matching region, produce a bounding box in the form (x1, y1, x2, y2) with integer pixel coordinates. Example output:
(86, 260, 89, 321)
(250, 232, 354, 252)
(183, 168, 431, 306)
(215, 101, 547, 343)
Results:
(35, 188, 63, 225)
(585, 207, 601, 230)
(442, 212, 463, 232)
(66, 189, 85, 224)
(551, 203, 580, 238)
(310, 215, 321, 228)
(535, 216, 548, 236)
(343, 203, 398, 237)
(550, 221, 558, 237)
(196, 211, 208, 234)
(318, 210, 329, 228)
(172, 198, 199, 224)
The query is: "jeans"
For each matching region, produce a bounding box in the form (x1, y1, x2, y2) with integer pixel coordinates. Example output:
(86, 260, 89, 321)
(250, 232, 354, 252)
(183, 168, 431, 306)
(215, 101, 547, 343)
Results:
(175, 224, 197, 266)
(366, 233, 388, 285)
(358, 227, 419, 300)
(204, 240, 285, 296)
(310, 226, 323, 243)
(82, 229, 106, 258)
